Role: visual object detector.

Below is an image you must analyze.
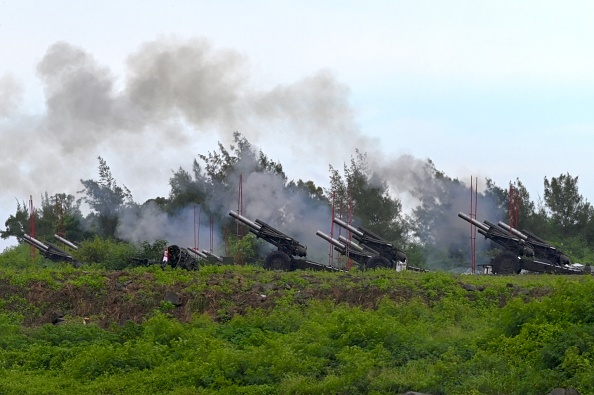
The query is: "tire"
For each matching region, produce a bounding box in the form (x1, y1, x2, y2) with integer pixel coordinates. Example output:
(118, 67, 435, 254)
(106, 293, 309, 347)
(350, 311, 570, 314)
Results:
(264, 250, 292, 271)
(492, 251, 521, 274)
(366, 256, 392, 270)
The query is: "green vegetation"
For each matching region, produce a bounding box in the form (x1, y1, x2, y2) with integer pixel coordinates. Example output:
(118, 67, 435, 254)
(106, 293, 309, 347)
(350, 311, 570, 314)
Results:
(4, 133, 594, 271)
(2, 134, 594, 393)
(0, 260, 592, 394)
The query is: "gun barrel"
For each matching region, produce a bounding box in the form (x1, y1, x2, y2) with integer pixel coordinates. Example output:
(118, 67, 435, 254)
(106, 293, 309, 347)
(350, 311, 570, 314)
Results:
(497, 222, 528, 240)
(229, 210, 262, 231)
(202, 250, 223, 262)
(187, 247, 208, 259)
(316, 230, 346, 250)
(23, 234, 49, 251)
(54, 234, 79, 250)
(337, 235, 365, 252)
(333, 217, 364, 237)
(457, 212, 489, 232)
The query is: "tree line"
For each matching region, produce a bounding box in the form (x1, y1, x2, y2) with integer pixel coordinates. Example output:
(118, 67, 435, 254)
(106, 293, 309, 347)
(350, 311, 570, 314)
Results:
(2, 132, 594, 269)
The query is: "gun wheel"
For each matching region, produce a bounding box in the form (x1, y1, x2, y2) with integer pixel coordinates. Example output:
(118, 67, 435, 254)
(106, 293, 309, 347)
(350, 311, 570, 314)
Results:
(492, 251, 521, 274)
(366, 256, 392, 270)
(264, 250, 292, 271)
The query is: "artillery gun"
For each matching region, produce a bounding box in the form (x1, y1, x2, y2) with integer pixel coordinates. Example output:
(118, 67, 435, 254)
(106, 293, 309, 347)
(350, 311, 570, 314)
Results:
(315, 230, 375, 269)
(21, 233, 80, 267)
(458, 212, 585, 274)
(162, 245, 199, 270)
(327, 218, 427, 271)
(229, 210, 341, 271)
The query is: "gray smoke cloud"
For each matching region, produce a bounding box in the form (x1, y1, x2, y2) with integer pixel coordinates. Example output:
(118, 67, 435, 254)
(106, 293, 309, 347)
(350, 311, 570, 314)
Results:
(0, 74, 23, 117)
(1, 37, 498, 266)
(1, 38, 373, 199)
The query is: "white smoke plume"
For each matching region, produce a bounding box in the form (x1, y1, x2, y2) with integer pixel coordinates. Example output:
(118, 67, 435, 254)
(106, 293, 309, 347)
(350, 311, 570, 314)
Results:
(0, 74, 23, 118)
(1, 37, 499, 266)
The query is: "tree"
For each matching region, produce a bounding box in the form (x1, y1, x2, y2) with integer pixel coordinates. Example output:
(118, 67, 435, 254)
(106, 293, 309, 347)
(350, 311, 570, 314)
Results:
(35, 193, 85, 241)
(79, 157, 133, 238)
(288, 179, 327, 203)
(167, 160, 209, 212)
(544, 173, 593, 239)
(326, 150, 407, 246)
(409, 160, 471, 270)
(1, 199, 29, 239)
(1, 193, 84, 242)
(484, 178, 547, 235)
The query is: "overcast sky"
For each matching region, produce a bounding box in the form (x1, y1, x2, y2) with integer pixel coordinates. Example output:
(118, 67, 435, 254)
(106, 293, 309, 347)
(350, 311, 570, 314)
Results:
(2, 1, 594, 251)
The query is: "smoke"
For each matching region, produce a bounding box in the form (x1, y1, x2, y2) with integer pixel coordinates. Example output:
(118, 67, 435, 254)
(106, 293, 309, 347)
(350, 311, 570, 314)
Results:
(1, 37, 500, 266)
(0, 74, 23, 117)
(370, 153, 502, 268)
(116, 203, 220, 252)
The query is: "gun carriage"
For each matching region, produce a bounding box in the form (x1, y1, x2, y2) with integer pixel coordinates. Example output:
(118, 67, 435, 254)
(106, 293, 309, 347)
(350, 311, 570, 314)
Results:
(317, 218, 427, 272)
(21, 233, 80, 267)
(458, 212, 585, 274)
(229, 210, 342, 271)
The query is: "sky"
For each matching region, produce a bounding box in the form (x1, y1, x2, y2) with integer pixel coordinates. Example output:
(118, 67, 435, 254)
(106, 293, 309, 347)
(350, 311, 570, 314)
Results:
(2, 1, 594, 252)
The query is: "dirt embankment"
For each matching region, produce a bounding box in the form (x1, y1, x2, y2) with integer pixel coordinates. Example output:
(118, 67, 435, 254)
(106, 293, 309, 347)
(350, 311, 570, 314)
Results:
(0, 268, 550, 328)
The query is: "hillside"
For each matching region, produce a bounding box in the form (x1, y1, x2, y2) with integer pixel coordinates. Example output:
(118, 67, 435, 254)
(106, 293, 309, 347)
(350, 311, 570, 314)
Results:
(0, 264, 593, 394)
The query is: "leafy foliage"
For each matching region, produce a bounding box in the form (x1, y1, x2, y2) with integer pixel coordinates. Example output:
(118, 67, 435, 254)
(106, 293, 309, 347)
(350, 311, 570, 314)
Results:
(544, 173, 594, 240)
(74, 236, 138, 269)
(0, 265, 592, 394)
(327, 150, 407, 247)
(79, 156, 134, 238)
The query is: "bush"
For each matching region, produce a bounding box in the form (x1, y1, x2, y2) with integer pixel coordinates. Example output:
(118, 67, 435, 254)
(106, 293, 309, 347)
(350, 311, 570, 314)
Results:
(74, 237, 138, 269)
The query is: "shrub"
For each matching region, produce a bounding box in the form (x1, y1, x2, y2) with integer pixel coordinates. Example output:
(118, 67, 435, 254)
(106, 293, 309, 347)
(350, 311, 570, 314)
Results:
(74, 237, 138, 269)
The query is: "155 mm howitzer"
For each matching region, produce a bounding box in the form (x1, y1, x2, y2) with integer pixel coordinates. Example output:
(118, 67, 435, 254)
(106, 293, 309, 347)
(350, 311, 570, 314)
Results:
(496, 221, 571, 266)
(458, 212, 585, 274)
(229, 210, 341, 272)
(330, 218, 426, 271)
(315, 230, 375, 269)
(162, 245, 199, 270)
(21, 234, 80, 267)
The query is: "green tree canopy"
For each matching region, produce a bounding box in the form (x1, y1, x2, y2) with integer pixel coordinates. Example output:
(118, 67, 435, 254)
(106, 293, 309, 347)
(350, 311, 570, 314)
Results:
(327, 150, 407, 246)
(544, 173, 593, 237)
(79, 157, 133, 238)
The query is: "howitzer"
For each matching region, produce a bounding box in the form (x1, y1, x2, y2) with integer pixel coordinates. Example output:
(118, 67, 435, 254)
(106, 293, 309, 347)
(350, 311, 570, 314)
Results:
(22, 234, 79, 266)
(229, 210, 307, 257)
(230, 210, 340, 272)
(497, 221, 571, 266)
(458, 212, 533, 257)
(163, 245, 198, 270)
(458, 212, 583, 275)
(315, 230, 374, 267)
(331, 218, 425, 271)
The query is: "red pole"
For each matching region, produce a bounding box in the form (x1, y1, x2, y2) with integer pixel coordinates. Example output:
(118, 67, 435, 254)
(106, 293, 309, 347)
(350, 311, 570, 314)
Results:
(29, 195, 36, 260)
(509, 186, 514, 228)
(470, 177, 473, 274)
(515, 189, 520, 228)
(329, 190, 335, 267)
(193, 205, 197, 250)
(210, 215, 214, 254)
(473, 177, 478, 274)
(346, 188, 353, 270)
(237, 173, 243, 265)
